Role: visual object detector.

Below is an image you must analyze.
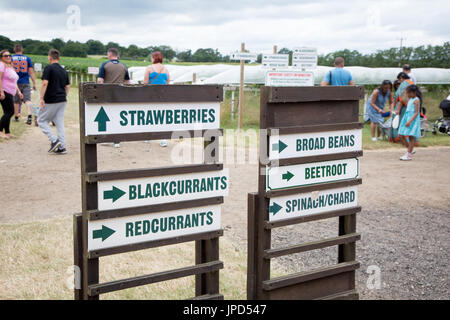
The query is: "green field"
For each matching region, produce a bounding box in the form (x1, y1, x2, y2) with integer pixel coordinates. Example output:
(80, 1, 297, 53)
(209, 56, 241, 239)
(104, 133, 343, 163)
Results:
(28, 54, 240, 73)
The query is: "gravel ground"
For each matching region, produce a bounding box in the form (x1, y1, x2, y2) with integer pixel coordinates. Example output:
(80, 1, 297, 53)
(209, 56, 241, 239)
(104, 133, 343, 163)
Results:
(269, 205, 450, 300)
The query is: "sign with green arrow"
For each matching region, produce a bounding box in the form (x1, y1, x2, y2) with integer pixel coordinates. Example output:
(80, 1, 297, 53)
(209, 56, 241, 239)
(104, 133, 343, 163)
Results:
(84, 102, 220, 136)
(88, 205, 221, 251)
(269, 186, 358, 222)
(92, 225, 116, 241)
(98, 169, 229, 211)
(266, 158, 359, 191)
(269, 129, 362, 160)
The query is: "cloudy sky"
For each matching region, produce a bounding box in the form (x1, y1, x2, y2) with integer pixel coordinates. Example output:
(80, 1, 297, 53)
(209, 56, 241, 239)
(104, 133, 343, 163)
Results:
(0, 0, 448, 55)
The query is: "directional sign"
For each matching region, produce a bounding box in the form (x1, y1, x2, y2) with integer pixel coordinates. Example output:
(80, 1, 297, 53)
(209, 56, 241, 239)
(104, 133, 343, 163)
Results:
(98, 169, 229, 211)
(269, 186, 358, 222)
(88, 67, 99, 75)
(88, 204, 221, 251)
(262, 54, 289, 69)
(293, 47, 318, 69)
(84, 102, 220, 136)
(269, 129, 362, 160)
(230, 52, 258, 61)
(266, 158, 359, 191)
(265, 71, 314, 87)
(34, 63, 42, 72)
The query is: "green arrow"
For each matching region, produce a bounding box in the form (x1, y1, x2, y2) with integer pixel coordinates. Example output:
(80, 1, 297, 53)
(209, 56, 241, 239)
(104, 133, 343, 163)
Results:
(93, 225, 115, 242)
(94, 106, 110, 132)
(269, 202, 283, 215)
(282, 171, 294, 182)
(272, 140, 288, 153)
(103, 186, 126, 202)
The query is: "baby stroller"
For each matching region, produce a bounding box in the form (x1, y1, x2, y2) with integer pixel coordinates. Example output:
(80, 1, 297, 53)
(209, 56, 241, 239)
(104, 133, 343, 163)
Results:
(432, 98, 450, 136)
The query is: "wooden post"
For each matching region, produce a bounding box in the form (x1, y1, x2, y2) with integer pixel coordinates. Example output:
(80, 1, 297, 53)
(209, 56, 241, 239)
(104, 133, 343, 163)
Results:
(231, 89, 235, 121)
(238, 42, 245, 130)
(193, 73, 197, 84)
(273, 45, 277, 54)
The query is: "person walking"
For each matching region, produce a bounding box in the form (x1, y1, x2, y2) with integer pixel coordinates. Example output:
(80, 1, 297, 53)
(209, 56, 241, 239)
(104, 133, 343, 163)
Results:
(38, 49, 70, 154)
(0, 49, 23, 139)
(12, 44, 37, 125)
(402, 64, 417, 84)
(398, 85, 422, 161)
(143, 51, 170, 147)
(320, 57, 354, 86)
(366, 80, 394, 141)
(97, 48, 130, 148)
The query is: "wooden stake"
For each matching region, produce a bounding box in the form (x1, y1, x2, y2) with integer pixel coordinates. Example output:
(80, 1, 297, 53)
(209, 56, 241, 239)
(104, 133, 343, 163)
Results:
(239, 42, 245, 130)
(273, 45, 277, 54)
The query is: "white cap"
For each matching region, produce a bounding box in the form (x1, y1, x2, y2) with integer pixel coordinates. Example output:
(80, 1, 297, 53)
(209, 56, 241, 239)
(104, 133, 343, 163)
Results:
(447, 94, 450, 100)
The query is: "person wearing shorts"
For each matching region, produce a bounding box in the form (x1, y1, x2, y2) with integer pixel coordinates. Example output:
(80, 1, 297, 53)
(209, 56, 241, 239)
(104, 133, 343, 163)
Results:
(12, 44, 37, 125)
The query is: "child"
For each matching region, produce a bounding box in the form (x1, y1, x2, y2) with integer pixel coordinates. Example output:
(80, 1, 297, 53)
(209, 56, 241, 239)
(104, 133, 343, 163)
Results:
(398, 85, 422, 161)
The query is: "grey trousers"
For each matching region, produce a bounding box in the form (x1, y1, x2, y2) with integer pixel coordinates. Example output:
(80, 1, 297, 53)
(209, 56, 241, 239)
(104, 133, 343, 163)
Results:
(38, 101, 66, 148)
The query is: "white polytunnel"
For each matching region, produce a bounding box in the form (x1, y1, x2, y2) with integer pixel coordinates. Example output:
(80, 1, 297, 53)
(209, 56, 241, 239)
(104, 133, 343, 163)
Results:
(128, 65, 450, 85)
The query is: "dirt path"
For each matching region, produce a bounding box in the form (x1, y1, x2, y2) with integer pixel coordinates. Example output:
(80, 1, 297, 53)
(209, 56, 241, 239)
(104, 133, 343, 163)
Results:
(0, 124, 449, 299)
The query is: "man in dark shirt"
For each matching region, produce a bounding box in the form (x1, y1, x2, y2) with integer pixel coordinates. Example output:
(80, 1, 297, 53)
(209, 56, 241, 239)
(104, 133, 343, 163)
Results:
(98, 47, 130, 148)
(38, 49, 70, 154)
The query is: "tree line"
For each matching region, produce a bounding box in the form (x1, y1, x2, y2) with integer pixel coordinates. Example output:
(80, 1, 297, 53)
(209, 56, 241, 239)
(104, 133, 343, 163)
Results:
(0, 35, 448, 68)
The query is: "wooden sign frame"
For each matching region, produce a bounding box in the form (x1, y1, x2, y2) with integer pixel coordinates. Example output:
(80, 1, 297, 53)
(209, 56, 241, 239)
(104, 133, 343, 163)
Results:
(247, 86, 365, 300)
(74, 83, 225, 300)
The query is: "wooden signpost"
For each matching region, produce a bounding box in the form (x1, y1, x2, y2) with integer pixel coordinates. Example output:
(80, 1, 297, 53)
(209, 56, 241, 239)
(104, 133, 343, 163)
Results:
(247, 86, 364, 300)
(230, 43, 258, 130)
(75, 83, 226, 300)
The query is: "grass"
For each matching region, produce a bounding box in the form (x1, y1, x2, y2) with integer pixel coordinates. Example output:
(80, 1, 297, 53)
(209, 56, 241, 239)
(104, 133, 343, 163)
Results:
(0, 217, 248, 300)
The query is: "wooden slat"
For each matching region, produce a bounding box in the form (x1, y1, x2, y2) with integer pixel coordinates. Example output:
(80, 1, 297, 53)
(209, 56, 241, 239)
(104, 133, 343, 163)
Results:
(264, 233, 361, 259)
(83, 83, 223, 103)
(265, 178, 362, 198)
(317, 289, 359, 300)
(88, 229, 223, 258)
(267, 86, 364, 103)
(88, 197, 223, 221)
(262, 261, 360, 291)
(265, 206, 361, 229)
(267, 122, 363, 135)
(86, 163, 223, 183)
(271, 151, 362, 167)
(188, 293, 224, 300)
(88, 261, 223, 295)
(85, 129, 223, 144)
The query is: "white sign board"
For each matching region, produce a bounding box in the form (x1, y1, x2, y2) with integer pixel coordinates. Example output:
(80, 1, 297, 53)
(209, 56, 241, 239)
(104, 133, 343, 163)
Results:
(269, 186, 358, 222)
(84, 102, 220, 136)
(98, 169, 229, 211)
(266, 158, 359, 191)
(34, 63, 42, 72)
(262, 54, 289, 69)
(293, 47, 318, 69)
(88, 204, 221, 251)
(88, 67, 99, 75)
(269, 129, 362, 160)
(230, 52, 258, 61)
(265, 71, 314, 87)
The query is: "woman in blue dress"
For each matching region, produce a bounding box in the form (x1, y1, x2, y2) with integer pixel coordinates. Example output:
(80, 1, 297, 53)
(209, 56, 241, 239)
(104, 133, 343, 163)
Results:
(366, 80, 393, 141)
(144, 51, 170, 147)
(398, 85, 422, 161)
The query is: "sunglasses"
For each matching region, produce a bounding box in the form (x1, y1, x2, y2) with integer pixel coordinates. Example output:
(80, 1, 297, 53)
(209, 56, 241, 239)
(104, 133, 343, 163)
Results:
(2, 55, 11, 58)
